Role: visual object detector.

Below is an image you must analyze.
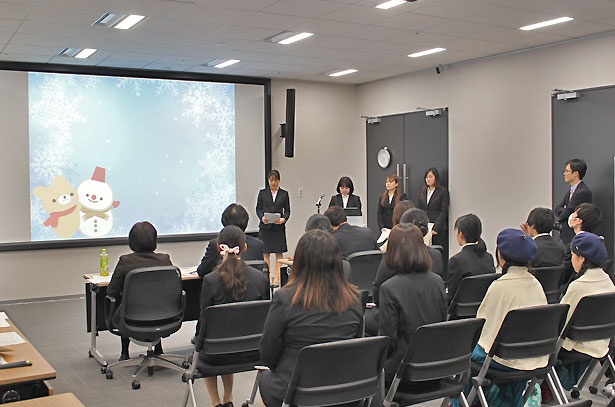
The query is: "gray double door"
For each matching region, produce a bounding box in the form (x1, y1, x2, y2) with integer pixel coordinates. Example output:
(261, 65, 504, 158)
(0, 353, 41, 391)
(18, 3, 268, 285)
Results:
(366, 110, 449, 235)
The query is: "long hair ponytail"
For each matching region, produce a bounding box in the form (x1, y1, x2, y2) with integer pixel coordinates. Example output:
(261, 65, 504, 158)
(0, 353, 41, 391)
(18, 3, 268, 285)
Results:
(215, 225, 247, 301)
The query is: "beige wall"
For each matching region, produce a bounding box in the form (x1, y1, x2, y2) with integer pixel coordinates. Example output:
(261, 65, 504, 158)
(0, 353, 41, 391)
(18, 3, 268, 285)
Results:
(2, 32, 615, 301)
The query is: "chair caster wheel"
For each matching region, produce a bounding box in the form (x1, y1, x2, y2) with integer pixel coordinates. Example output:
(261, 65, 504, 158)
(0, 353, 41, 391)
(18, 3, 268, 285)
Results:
(182, 374, 188, 383)
(589, 386, 598, 394)
(88, 351, 92, 358)
(101, 366, 107, 374)
(105, 370, 114, 379)
(132, 380, 140, 390)
(571, 389, 580, 398)
(241, 403, 250, 407)
(182, 360, 190, 369)
(147, 366, 154, 376)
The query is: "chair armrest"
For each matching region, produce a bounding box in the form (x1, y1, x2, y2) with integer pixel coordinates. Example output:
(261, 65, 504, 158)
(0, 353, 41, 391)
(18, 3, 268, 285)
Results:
(104, 295, 117, 332)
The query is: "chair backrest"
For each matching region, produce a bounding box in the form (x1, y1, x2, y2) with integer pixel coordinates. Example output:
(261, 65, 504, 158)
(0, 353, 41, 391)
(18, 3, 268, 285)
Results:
(118, 266, 185, 340)
(197, 300, 271, 356)
(244, 259, 267, 272)
(430, 244, 444, 253)
(448, 273, 500, 319)
(283, 336, 389, 407)
(346, 250, 384, 296)
(399, 318, 485, 382)
(561, 292, 615, 343)
(533, 265, 565, 303)
(489, 304, 569, 360)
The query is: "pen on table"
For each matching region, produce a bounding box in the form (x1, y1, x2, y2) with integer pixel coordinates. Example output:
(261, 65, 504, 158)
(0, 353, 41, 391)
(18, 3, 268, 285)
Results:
(0, 360, 32, 369)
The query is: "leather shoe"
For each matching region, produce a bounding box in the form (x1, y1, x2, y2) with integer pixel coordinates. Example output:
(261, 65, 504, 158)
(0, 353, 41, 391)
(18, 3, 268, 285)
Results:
(119, 353, 129, 361)
(222, 403, 234, 407)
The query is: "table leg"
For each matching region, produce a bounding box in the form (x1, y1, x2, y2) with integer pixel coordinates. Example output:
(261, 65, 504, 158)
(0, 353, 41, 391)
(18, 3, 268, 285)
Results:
(88, 285, 107, 367)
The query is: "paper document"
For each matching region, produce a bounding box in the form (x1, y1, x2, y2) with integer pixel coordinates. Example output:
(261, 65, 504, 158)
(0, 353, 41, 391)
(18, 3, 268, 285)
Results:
(0, 312, 9, 328)
(0, 355, 6, 364)
(0, 332, 26, 346)
(377, 228, 390, 244)
(264, 212, 281, 223)
(180, 266, 198, 275)
(88, 275, 112, 284)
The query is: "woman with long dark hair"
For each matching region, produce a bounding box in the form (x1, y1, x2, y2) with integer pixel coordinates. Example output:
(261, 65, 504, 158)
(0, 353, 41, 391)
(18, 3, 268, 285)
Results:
(258, 230, 363, 407)
(446, 214, 495, 301)
(200, 225, 269, 407)
(418, 167, 450, 259)
(377, 174, 407, 231)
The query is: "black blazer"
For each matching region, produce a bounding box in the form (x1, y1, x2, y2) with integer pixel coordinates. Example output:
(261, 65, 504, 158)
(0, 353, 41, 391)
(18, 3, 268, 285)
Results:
(200, 264, 269, 311)
(196, 235, 265, 277)
(418, 187, 450, 233)
(377, 193, 408, 230)
(554, 181, 592, 244)
(107, 251, 173, 299)
(331, 223, 377, 259)
(531, 235, 565, 268)
(328, 194, 362, 214)
(259, 287, 363, 405)
(256, 188, 290, 231)
(446, 243, 495, 302)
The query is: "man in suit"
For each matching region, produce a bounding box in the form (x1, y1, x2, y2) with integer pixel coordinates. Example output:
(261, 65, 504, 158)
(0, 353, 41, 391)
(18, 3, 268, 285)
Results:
(324, 206, 377, 259)
(521, 207, 564, 267)
(196, 203, 264, 277)
(555, 158, 592, 245)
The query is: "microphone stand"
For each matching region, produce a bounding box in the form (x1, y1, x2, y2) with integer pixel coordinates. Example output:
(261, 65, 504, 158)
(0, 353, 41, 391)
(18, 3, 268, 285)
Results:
(316, 194, 324, 214)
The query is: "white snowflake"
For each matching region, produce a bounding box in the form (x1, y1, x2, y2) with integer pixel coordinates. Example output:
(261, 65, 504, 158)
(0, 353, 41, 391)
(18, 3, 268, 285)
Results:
(116, 77, 149, 96)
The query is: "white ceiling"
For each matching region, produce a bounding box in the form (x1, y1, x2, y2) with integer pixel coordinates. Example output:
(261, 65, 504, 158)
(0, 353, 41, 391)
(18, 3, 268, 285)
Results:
(1, 0, 615, 84)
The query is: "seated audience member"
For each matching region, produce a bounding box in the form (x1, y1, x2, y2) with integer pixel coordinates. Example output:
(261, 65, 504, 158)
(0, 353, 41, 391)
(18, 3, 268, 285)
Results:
(446, 214, 495, 302)
(200, 225, 270, 407)
(258, 230, 363, 407)
(379, 199, 415, 252)
(196, 203, 264, 278)
(561, 203, 602, 285)
(324, 206, 377, 259)
(521, 207, 564, 267)
(452, 228, 546, 407)
(107, 221, 173, 360)
(379, 223, 447, 385)
(555, 232, 615, 390)
(366, 208, 444, 336)
(304, 213, 332, 232)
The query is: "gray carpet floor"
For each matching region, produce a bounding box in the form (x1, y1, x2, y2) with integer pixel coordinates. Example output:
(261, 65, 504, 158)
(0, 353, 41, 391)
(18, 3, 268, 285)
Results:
(0, 297, 612, 406)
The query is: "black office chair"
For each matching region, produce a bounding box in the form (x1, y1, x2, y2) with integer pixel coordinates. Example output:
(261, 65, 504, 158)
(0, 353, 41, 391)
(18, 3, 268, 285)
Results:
(182, 300, 271, 407)
(383, 318, 485, 407)
(280, 336, 389, 407)
(346, 250, 384, 300)
(103, 266, 187, 390)
(533, 265, 565, 303)
(467, 303, 569, 407)
(448, 274, 499, 320)
(244, 260, 272, 300)
(548, 292, 615, 400)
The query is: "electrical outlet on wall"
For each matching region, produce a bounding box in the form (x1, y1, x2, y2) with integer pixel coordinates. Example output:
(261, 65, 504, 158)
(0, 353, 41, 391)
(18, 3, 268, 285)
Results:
(298, 188, 304, 198)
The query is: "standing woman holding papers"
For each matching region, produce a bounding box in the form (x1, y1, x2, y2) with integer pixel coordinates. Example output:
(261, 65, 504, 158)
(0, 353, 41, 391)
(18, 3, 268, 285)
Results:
(328, 176, 362, 215)
(377, 174, 407, 232)
(256, 169, 290, 286)
(418, 167, 450, 260)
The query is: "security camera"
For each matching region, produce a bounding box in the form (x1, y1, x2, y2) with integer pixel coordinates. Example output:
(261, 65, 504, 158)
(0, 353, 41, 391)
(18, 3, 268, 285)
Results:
(435, 65, 443, 74)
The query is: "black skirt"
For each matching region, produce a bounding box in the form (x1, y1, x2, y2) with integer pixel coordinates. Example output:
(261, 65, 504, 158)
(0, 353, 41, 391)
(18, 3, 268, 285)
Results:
(259, 228, 287, 253)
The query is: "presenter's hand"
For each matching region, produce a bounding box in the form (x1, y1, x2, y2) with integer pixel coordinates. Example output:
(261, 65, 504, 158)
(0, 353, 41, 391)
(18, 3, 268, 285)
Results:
(262, 217, 268, 224)
(431, 230, 438, 235)
(520, 223, 530, 235)
(275, 218, 286, 225)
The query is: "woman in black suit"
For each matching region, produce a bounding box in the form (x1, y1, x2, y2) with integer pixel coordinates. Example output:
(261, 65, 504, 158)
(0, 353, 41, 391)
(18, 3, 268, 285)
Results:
(418, 167, 450, 262)
(259, 230, 363, 407)
(256, 169, 290, 285)
(328, 176, 362, 215)
(107, 221, 173, 360)
(377, 174, 407, 231)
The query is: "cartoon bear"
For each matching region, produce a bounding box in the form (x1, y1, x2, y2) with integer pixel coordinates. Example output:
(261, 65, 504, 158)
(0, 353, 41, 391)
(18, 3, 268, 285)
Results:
(33, 175, 82, 238)
(78, 166, 120, 237)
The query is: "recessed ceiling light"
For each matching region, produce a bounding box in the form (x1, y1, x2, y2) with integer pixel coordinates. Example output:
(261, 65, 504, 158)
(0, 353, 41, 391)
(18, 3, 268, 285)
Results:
(58, 48, 98, 59)
(92, 13, 146, 30)
(408, 47, 446, 58)
(520, 17, 573, 31)
(328, 69, 358, 77)
(376, 0, 407, 10)
(207, 59, 240, 68)
(267, 31, 314, 45)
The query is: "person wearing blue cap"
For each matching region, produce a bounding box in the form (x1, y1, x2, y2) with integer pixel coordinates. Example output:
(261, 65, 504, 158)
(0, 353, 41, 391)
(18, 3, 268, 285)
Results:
(555, 232, 615, 390)
(451, 228, 546, 407)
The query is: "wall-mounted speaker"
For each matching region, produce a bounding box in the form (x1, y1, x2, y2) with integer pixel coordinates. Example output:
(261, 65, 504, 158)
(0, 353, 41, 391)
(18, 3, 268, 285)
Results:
(284, 88, 295, 158)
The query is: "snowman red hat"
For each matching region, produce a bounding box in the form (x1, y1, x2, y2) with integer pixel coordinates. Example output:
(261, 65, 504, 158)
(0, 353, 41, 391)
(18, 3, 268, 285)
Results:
(91, 166, 106, 182)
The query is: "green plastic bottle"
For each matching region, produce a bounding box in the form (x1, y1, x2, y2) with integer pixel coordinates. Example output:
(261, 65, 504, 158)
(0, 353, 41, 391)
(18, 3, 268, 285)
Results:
(100, 249, 109, 276)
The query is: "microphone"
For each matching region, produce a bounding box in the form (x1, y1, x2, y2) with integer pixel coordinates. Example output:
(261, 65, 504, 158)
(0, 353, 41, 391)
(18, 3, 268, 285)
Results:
(316, 194, 325, 206)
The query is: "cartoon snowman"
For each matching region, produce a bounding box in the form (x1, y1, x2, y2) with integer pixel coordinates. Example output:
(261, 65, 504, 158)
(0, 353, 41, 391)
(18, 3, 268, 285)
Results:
(78, 166, 120, 237)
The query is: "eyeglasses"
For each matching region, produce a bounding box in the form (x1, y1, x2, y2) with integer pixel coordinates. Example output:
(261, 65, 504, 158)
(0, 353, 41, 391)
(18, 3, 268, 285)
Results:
(564, 169, 573, 174)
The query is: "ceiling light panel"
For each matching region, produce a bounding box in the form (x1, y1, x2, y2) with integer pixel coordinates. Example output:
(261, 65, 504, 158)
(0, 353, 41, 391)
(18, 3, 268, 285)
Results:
(520, 17, 573, 31)
(408, 47, 446, 58)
